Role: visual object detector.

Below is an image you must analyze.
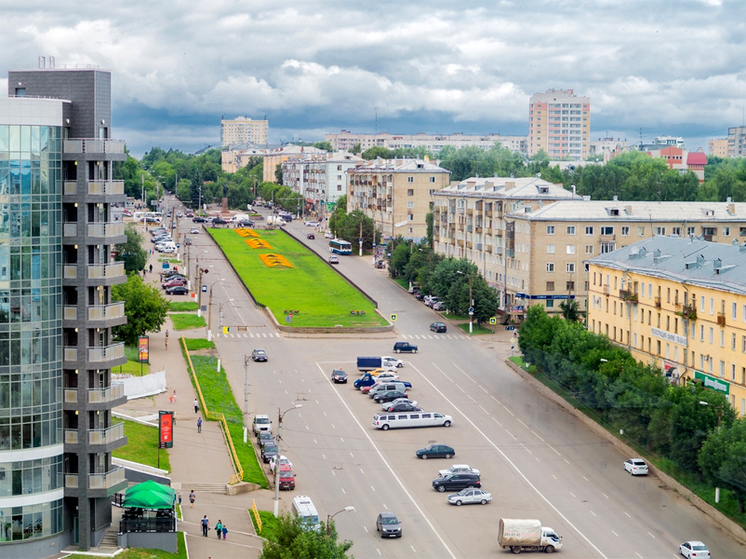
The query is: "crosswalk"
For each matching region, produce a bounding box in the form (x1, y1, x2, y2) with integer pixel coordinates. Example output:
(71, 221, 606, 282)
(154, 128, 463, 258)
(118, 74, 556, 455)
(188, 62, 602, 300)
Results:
(218, 332, 469, 340)
(400, 333, 469, 340)
(221, 332, 282, 339)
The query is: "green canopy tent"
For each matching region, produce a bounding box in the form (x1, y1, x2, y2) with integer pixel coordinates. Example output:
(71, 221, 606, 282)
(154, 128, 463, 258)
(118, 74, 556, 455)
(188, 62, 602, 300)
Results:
(123, 480, 175, 509)
(126, 480, 174, 498)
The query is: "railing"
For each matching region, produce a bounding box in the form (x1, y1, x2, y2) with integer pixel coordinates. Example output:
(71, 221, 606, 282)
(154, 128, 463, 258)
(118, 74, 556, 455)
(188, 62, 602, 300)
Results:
(64, 389, 78, 404)
(87, 261, 125, 279)
(64, 138, 126, 155)
(64, 306, 78, 320)
(63, 265, 78, 279)
(65, 474, 79, 488)
(88, 423, 125, 445)
(88, 342, 125, 362)
(87, 302, 125, 321)
(63, 181, 77, 196)
(87, 180, 125, 196)
(680, 304, 697, 320)
(64, 347, 78, 362)
(64, 429, 79, 444)
(88, 383, 125, 404)
(63, 223, 78, 237)
(619, 289, 638, 303)
(87, 222, 125, 238)
(476, 243, 483, 251)
(88, 466, 125, 490)
(120, 516, 176, 534)
(717, 313, 726, 327)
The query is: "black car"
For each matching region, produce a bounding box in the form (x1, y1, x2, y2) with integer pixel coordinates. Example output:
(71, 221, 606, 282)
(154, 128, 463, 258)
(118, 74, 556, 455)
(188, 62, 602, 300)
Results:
(393, 341, 418, 354)
(331, 369, 348, 383)
(430, 322, 447, 333)
(165, 286, 189, 295)
(431, 472, 481, 492)
(307, 233, 315, 240)
(251, 348, 268, 362)
(376, 512, 402, 538)
(163, 270, 185, 279)
(414, 292, 425, 301)
(385, 402, 422, 413)
(373, 390, 407, 403)
(212, 217, 228, 225)
(192, 216, 208, 223)
(237, 220, 254, 227)
(258, 432, 275, 446)
(416, 444, 455, 459)
(261, 442, 279, 463)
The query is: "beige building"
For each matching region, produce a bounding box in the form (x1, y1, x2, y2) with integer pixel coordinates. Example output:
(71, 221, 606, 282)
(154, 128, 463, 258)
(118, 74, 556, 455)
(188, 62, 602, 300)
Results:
(347, 158, 450, 241)
(221, 146, 267, 174)
(528, 89, 591, 160)
(708, 138, 728, 158)
(587, 236, 746, 416)
(326, 130, 527, 155)
(220, 116, 268, 147)
(728, 126, 746, 158)
(262, 145, 326, 183)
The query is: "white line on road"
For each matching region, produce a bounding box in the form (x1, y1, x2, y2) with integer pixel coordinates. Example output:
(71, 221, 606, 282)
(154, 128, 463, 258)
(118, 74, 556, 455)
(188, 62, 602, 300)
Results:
(611, 530, 618, 537)
(603, 493, 609, 499)
(551, 474, 558, 480)
(340, 438, 344, 443)
(331, 470, 336, 476)
(517, 418, 529, 429)
(467, 395, 476, 403)
(590, 510, 596, 517)
(456, 385, 465, 393)
(371, 486, 376, 492)
(331, 424, 335, 429)
(451, 363, 476, 383)
(377, 548, 382, 556)
(364, 526, 368, 533)
(647, 532, 656, 539)
(635, 553, 642, 559)
(479, 405, 490, 414)
(570, 492, 576, 498)
(479, 385, 488, 393)
(411, 546, 416, 552)
(314, 439, 317, 445)
(583, 475, 589, 482)
(506, 429, 516, 439)
(520, 443, 532, 455)
(548, 444, 561, 456)
(322, 454, 326, 460)
(491, 417, 503, 427)
(564, 459, 570, 464)
(531, 430, 545, 442)
(350, 452, 354, 458)
(624, 511, 631, 518)
(490, 395, 501, 404)
(360, 468, 364, 474)
(502, 405, 515, 416)
(341, 487, 345, 494)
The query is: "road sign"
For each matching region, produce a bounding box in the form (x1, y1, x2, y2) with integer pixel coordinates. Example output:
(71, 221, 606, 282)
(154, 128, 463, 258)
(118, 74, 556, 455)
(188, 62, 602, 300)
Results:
(468, 307, 474, 313)
(201, 285, 207, 293)
(390, 314, 397, 322)
(162, 262, 169, 269)
(176, 243, 181, 248)
(505, 325, 516, 331)
(489, 317, 497, 325)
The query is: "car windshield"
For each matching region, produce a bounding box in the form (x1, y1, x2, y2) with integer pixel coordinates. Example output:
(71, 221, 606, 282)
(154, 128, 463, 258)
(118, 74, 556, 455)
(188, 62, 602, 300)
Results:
(264, 444, 277, 452)
(692, 545, 707, 550)
(381, 517, 398, 525)
(256, 418, 270, 424)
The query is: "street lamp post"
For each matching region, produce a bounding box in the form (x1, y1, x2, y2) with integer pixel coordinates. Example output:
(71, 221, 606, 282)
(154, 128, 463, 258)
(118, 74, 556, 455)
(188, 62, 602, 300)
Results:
(457, 270, 474, 334)
(195, 265, 209, 317)
(216, 299, 233, 372)
(274, 404, 303, 517)
(206, 279, 224, 342)
(326, 506, 355, 537)
(243, 356, 250, 443)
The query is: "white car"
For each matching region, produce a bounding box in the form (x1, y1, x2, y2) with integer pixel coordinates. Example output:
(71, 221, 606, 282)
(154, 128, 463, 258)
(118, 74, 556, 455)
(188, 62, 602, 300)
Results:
(306, 221, 319, 227)
(438, 464, 481, 477)
(679, 541, 710, 558)
(324, 231, 333, 239)
(624, 458, 649, 476)
(374, 371, 400, 382)
(447, 488, 492, 506)
(380, 397, 417, 410)
(269, 454, 292, 472)
(381, 356, 405, 368)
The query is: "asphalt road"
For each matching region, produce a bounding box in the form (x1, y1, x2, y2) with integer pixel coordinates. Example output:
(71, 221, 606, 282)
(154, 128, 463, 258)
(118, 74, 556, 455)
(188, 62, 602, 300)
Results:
(169, 205, 746, 559)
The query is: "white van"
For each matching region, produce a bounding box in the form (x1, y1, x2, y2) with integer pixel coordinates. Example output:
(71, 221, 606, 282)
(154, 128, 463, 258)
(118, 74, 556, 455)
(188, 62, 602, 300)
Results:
(373, 411, 453, 430)
(368, 382, 407, 398)
(291, 495, 320, 532)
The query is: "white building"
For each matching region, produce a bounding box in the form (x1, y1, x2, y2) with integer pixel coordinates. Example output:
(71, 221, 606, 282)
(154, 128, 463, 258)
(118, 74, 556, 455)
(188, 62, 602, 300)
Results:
(325, 130, 527, 155)
(221, 116, 268, 147)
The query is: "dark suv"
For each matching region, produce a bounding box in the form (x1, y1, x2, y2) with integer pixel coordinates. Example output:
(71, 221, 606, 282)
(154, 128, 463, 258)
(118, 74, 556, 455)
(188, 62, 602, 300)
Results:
(393, 341, 418, 354)
(431, 473, 481, 493)
(372, 390, 407, 404)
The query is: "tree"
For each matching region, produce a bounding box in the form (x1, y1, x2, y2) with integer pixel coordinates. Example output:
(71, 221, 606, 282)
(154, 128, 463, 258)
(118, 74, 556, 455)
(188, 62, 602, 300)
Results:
(559, 299, 580, 321)
(699, 418, 746, 513)
(389, 242, 411, 279)
(111, 275, 170, 345)
(114, 224, 148, 274)
(260, 514, 353, 559)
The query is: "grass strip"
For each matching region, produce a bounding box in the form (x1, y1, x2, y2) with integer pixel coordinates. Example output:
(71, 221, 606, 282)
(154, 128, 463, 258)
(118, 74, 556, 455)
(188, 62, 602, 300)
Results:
(66, 531, 186, 559)
(250, 509, 281, 542)
(170, 314, 206, 330)
(210, 228, 388, 328)
(456, 323, 493, 335)
(184, 350, 267, 488)
(113, 419, 171, 473)
(169, 301, 199, 312)
(184, 338, 214, 351)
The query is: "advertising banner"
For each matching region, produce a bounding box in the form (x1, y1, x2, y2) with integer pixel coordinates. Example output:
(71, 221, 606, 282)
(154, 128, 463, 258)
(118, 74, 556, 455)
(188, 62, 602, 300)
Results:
(138, 336, 149, 363)
(159, 410, 174, 449)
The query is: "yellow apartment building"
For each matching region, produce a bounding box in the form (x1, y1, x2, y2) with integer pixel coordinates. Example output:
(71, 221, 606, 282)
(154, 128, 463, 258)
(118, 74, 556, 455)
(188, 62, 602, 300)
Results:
(220, 116, 268, 147)
(587, 236, 746, 416)
(528, 88, 591, 159)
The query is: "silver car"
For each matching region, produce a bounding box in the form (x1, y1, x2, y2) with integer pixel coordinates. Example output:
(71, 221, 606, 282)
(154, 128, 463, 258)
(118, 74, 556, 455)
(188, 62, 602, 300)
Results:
(447, 488, 492, 506)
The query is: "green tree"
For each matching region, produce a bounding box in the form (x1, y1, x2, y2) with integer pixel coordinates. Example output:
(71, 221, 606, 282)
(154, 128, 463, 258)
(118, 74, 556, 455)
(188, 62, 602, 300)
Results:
(259, 514, 353, 559)
(312, 141, 333, 152)
(350, 143, 361, 155)
(275, 163, 283, 184)
(362, 146, 394, 160)
(389, 242, 411, 279)
(114, 224, 148, 274)
(111, 275, 170, 345)
(559, 299, 580, 321)
(699, 418, 746, 512)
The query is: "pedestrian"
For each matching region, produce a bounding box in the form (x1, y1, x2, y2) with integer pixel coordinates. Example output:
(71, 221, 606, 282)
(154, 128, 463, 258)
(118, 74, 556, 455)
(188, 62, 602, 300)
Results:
(172, 389, 177, 402)
(201, 515, 209, 537)
(142, 269, 147, 277)
(178, 492, 182, 506)
(149, 263, 153, 274)
(194, 398, 199, 413)
(222, 524, 228, 540)
(215, 520, 222, 539)
(197, 416, 202, 433)
(189, 490, 196, 508)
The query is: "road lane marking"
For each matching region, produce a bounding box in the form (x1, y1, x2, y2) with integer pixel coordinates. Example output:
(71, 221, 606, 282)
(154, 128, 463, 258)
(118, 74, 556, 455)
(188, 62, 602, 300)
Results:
(456, 385, 465, 393)
(517, 418, 529, 429)
(635, 553, 642, 559)
(611, 530, 618, 537)
(479, 405, 489, 414)
(411, 546, 416, 552)
(322, 454, 326, 460)
(506, 429, 516, 439)
(564, 459, 570, 464)
(406, 362, 609, 559)
(431, 363, 454, 382)
(603, 493, 609, 499)
(340, 438, 344, 443)
(451, 363, 476, 383)
(323, 412, 327, 416)
(491, 417, 503, 427)
(363, 526, 368, 533)
(371, 486, 375, 491)
(531, 430, 545, 442)
(583, 476, 589, 482)
(467, 395, 476, 403)
(331, 470, 336, 476)
(590, 510, 596, 517)
(331, 424, 335, 429)
(548, 444, 562, 456)
(360, 468, 364, 474)
(490, 395, 502, 404)
(502, 405, 514, 416)
(314, 439, 317, 445)
(552, 474, 558, 480)
(377, 549, 382, 556)
(520, 443, 532, 455)
(341, 487, 346, 494)
(647, 532, 655, 539)
(479, 385, 489, 393)
(350, 452, 354, 457)
(570, 492, 576, 498)
(624, 511, 631, 518)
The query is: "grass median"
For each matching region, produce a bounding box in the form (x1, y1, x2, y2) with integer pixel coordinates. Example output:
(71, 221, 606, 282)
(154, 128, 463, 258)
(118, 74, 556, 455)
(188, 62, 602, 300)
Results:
(210, 228, 388, 328)
(182, 338, 267, 488)
(113, 419, 171, 473)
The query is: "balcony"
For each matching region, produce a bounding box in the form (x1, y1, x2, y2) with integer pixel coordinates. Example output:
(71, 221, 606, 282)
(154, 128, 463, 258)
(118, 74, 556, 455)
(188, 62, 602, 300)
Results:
(87, 180, 125, 196)
(87, 261, 125, 279)
(678, 304, 697, 320)
(506, 249, 515, 258)
(64, 389, 78, 404)
(476, 243, 483, 251)
(64, 429, 79, 444)
(63, 265, 78, 279)
(603, 284, 610, 295)
(88, 383, 125, 404)
(88, 466, 126, 490)
(63, 181, 77, 196)
(466, 224, 473, 232)
(87, 302, 126, 321)
(64, 346, 78, 362)
(87, 222, 126, 238)
(88, 423, 125, 445)
(717, 313, 726, 327)
(457, 239, 465, 247)
(64, 138, 126, 155)
(65, 474, 79, 489)
(475, 226, 483, 233)
(88, 342, 125, 363)
(654, 296, 661, 308)
(619, 289, 638, 303)
(64, 306, 78, 320)
(63, 223, 78, 237)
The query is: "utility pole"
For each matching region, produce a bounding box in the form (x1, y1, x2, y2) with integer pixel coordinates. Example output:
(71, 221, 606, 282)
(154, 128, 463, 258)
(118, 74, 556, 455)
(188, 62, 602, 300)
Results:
(141, 174, 145, 208)
(243, 356, 250, 443)
(217, 303, 224, 372)
(359, 215, 363, 256)
(274, 405, 302, 517)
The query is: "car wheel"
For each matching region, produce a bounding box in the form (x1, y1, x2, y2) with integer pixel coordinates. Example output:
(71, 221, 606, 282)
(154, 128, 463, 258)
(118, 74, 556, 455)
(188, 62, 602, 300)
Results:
(455, 500, 462, 506)
(445, 453, 452, 459)
(396, 349, 401, 353)
(480, 499, 487, 505)
(437, 485, 446, 492)
(421, 454, 428, 460)
(443, 420, 452, 427)
(381, 424, 389, 431)
(511, 546, 522, 554)
(544, 545, 555, 553)
(413, 349, 418, 353)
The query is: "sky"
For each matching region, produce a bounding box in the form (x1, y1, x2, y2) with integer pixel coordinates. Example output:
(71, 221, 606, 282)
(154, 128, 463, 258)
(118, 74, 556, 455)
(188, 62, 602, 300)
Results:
(2, 0, 744, 158)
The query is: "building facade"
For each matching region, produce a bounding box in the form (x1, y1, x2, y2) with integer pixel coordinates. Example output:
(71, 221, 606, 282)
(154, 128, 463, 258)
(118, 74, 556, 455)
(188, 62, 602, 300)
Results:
(708, 138, 728, 158)
(220, 116, 268, 148)
(347, 159, 450, 241)
(646, 146, 707, 182)
(325, 130, 527, 155)
(727, 126, 746, 158)
(2, 67, 128, 557)
(587, 236, 746, 416)
(528, 89, 590, 160)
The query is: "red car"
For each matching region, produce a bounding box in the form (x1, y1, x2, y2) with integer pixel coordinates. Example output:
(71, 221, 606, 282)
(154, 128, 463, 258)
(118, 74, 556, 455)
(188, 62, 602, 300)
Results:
(162, 279, 185, 289)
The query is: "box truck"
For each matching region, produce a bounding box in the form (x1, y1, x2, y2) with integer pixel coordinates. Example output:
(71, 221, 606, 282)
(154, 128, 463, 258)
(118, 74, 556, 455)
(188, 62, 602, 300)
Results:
(497, 518, 563, 553)
(356, 356, 404, 371)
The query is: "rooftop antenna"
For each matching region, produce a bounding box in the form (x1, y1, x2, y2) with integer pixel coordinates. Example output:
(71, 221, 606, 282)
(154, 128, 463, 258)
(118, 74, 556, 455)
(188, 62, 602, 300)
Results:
(639, 127, 644, 149)
(375, 107, 378, 134)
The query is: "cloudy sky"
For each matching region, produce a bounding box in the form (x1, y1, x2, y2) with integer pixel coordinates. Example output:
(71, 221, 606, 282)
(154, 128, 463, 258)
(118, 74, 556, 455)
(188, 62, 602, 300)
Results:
(2, 0, 743, 157)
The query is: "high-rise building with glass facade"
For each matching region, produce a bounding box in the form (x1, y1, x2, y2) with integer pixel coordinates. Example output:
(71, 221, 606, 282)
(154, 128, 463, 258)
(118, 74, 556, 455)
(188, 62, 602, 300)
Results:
(1, 67, 128, 558)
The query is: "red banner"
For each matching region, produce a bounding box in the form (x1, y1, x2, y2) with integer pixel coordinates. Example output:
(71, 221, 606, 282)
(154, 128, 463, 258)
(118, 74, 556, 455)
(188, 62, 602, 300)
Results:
(159, 411, 173, 449)
(138, 336, 149, 363)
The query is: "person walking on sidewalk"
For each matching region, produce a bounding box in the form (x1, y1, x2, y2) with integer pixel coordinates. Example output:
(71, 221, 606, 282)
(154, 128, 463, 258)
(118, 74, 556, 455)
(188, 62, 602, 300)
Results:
(149, 263, 153, 274)
(194, 398, 199, 413)
(197, 416, 202, 433)
(189, 490, 196, 508)
(222, 524, 228, 540)
(215, 520, 222, 539)
(201, 515, 209, 537)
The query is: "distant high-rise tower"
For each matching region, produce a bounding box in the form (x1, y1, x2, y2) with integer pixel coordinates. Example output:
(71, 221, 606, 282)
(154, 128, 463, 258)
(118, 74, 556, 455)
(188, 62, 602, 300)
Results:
(220, 116, 268, 148)
(528, 89, 590, 160)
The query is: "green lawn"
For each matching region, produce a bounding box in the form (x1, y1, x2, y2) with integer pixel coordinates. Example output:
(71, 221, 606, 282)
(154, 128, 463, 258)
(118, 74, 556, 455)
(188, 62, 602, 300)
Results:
(119, 346, 150, 375)
(457, 323, 493, 335)
(113, 419, 171, 473)
(184, 337, 214, 351)
(169, 301, 199, 312)
(250, 509, 281, 542)
(66, 532, 186, 559)
(210, 229, 388, 328)
(170, 314, 206, 330)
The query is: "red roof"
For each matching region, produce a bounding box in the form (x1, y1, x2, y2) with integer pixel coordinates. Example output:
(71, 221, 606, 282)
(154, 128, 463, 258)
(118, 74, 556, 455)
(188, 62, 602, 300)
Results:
(687, 152, 707, 165)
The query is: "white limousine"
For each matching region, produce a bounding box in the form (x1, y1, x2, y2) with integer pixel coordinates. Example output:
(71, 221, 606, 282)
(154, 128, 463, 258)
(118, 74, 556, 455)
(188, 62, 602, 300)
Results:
(373, 411, 453, 430)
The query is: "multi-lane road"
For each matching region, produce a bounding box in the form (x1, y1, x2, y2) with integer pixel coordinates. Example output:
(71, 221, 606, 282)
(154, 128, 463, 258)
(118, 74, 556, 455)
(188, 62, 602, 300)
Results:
(173, 207, 745, 558)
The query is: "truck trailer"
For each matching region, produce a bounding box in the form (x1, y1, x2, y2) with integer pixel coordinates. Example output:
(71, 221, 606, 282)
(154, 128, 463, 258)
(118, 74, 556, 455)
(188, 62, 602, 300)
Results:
(497, 518, 563, 553)
(356, 356, 404, 371)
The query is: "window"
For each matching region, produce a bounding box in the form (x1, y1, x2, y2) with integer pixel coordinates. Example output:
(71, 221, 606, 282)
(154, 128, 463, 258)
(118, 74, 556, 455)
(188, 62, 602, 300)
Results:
(547, 226, 555, 235)
(546, 281, 555, 291)
(638, 227, 646, 236)
(585, 226, 594, 235)
(407, 177, 414, 183)
(546, 263, 555, 272)
(672, 227, 681, 236)
(621, 226, 629, 236)
(546, 300, 554, 308)
(601, 226, 614, 235)
(566, 263, 575, 272)
(655, 227, 666, 236)
(724, 226, 730, 236)
(407, 189, 414, 195)
(408, 214, 414, 221)
(566, 245, 576, 254)
(407, 201, 414, 208)
(566, 226, 575, 235)
(546, 244, 555, 254)
(566, 281, 575, 291)
(430, 176, 436, 183)
(585, 245, 594, 254)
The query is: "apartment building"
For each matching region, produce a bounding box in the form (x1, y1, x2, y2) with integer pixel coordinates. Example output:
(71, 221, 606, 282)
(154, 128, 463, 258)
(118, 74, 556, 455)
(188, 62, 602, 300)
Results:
(646, 145, 708, 182)
(727, 126, 746, 158)
(528, 89, 590, 160)
(281, 151, 363, 218)
(1, 68, 128, 556)
(326, 130, 528, 155)
(220, 116, 268, 148)
(347, 159, 450, 241)
(587, 236, 746, 416)
(708, 138, 728, 158)
(262, 145, 326, 183)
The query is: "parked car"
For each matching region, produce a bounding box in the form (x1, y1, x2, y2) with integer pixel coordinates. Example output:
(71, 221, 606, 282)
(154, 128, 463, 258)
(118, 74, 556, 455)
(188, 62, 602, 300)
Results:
(251, 348, 268, 362)
(383, 397, 418, 410)
(679, 541, 710, 558)
(376, 512, 402, 538)
(430, 322, 447, 333)
(439, 464, 480, 477)
(383, 402, 422, 413)
(162, 279, 185, 289)
(163, 269, 184, 279)
(261, 442, 279, 463)
(372, 371, 400, 382)
(252, 414, 272, 435)
(414, 292, 425, 301)
(307, 233, 315, 240)
(165, 286, 189, 295)
(278, 466, 296, 490)
(185, 237, 192, 245)
(432, 472, 480, 492)
(192, 216, 208, 223)
(329, 255, 339, 264)
(372, 390, 408, 404)
(331, 369, 348, 384)
(416, 444, 455, 460)
(306, 221, 319, 227)
(189, 227, 200, 234)
(258, 432, 275, 447)
(393, 341, 418, 354)
(269, 454, 292, 472)
(433, 301, 446, 311)
(370, 367, 398, 376)
(624, 458, 649, 476)
(447, 488, 492, 506)
(324, 230, 333, 239)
